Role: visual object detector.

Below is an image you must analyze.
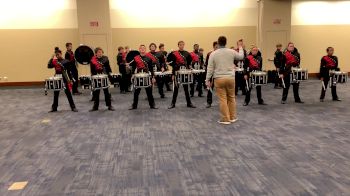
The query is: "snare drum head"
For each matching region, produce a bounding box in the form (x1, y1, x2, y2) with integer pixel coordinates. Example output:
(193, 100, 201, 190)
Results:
(252, 71, 266, 76)
(134, 73, 150, 78)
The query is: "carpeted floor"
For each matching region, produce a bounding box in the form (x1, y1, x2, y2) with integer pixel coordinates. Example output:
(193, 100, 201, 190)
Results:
(0, 80, 349, 196)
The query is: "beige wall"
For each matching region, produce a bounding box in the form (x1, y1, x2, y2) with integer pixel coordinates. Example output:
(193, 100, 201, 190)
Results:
(111, 26, 257, 65)
(291, 25, 350, 73)
(0, 29, 79, 82)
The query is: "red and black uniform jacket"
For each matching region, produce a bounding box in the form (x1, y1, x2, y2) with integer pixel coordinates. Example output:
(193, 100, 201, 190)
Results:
(320, 55, 339, 78)
(117, 52, 127, 74)
(280, 49, 300, 75)
(190, 51, 204, 68)
(273, 50, 283, 69)
(90, 55, 112, 75)
(65, 50, 77, 72)
(167, 50, 192, 75)
(244, 55, 262, 76)
(130, 55, 154, 76)
(146, 51, 165, 71)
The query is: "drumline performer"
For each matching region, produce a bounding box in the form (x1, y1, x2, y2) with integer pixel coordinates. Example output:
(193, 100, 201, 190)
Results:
(243, 46, 266, 106)
(159, 43, 172, 91)
(279, 42, 304, 104)
(273, 43, 283, 89)
(168, 41, 196, 109)
(205, 41, 218, 108)
(89, 47, 115, 111)
(234, 39, 247, 96)
(146, 43, 166, 98)
(319, 47, 341, 102)
(129, 45, 157, 110)
(117, 46, 129, 94)
(190, 44, 204, 97)
(65, 43, 82, 95)
(47, 47, 78, 112)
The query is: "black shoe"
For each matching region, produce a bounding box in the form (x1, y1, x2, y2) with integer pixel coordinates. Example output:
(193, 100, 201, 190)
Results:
(320, 99, 324, 102)
(150, 106, 158, 109)
(198, 94, 203, 97)
(281, 100, 286, 104)
(89, 108, 98, 112)
(49, 109, 57, 113)
(187, 104, 196, 108)
(129, 106, 137, 110)
(258, 101, 267, 105)
(168, 104, 175, 109)
(243, 102, 249, 106)
(167, 88, 171, 91)
(121, 91, 126, 94)
(190, 94, 194, 97)
(71, 108, 78, 112)
(333, 98, 341, 101)
(274, 86, 282, 89)
(108, 106, 115, 111)
(161, 94, 165, 98)
(206, 103, 211, 108)
(295, 100, 304, 104)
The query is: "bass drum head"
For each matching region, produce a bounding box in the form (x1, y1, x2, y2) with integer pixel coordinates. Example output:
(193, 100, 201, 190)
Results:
(74, 45, 94, 65)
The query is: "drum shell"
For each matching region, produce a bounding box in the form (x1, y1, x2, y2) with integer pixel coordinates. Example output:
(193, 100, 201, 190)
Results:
(176, 70, 193, 84)
(251, 72, 268, 85)
(91, 74, 109, 90)
(133, 73, 151, 88)
(45, 77, 63, 91)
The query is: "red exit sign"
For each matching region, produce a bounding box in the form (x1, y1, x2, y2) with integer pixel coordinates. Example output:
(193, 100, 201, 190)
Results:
(89, 21, 99, 27)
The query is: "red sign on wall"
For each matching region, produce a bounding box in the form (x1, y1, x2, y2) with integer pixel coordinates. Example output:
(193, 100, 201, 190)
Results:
(89, 21, 99, 27)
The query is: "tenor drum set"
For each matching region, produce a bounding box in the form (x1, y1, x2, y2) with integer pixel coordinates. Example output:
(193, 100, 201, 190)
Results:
(44, 75, 64, 95)
(329, 70, 348, 87)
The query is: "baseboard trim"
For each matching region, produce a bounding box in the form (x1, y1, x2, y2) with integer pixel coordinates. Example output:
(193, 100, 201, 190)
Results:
(0, 81, 44, 87)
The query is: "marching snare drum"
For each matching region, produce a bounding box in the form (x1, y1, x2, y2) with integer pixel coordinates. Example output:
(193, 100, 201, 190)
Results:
(291, 68, 308, 82)
(110, 73, 121, 86)
(251, 71, 268, 86)
(176, 69, 193, 84)
(235, 67, 244, 74)
(191, 69, 205, 75)
(91, 74, 109, 90)
(45, 75, 63, 91)
(330, 71, 348, 86)
(133, 73, 151, 88)
(79, 75, 91, 89)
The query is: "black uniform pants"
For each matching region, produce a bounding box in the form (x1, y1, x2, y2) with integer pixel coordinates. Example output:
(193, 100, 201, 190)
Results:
(190, 74, 203, 96)
(132, 87, 155, 108)
(207, 79, 214, 104)
(120, 71, 129, 92)
(245, 85, 263, 104)
(155, 76, 165, 97)
(320, 77, 338, 100)
(92, 88, 111, 109)
(52, 88, 76, 110)
(70, 67, 79, 93)
(171, 84, 192, 105)
(235, 72, 246, 95)
(282, 73, 301, 102)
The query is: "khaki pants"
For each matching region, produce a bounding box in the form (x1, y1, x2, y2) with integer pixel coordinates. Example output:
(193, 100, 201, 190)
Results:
(214, 77, 236, 122)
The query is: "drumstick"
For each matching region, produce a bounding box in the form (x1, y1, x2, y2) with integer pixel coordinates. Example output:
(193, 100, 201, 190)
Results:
(281, 77, 286, 88)
(245, 79, 249, 91)
(322, 81, 326, 91)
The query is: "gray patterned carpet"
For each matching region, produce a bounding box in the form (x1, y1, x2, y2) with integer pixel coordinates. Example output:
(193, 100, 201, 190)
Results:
(0, 80, 349, 196)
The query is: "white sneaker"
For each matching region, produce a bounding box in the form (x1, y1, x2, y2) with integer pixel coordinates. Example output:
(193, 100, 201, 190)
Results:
(230, 118, 238, 123)
(217, 120, 231, 125)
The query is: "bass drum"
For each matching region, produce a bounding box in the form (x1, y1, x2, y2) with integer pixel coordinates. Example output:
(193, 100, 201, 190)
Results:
(74, 45, 94, 65)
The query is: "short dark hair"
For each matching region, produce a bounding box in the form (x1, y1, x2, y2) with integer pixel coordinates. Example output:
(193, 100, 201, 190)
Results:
(159, 43, 164, 49)
(149, 43, 157, 49)
(65, 42, 72, 47)
(54, 47, 61, 54)
(213, 41, 218, 47)
(140, 44, 146, 48)
(276, 43, 282, 47)
(118, 46, 124, 51)
(178, 41, 184, 46)
(218, 36, 227, 46)
(326, 47, 334, 52)
(94, 47, 103, 54)
(194, 44, 199, 47)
